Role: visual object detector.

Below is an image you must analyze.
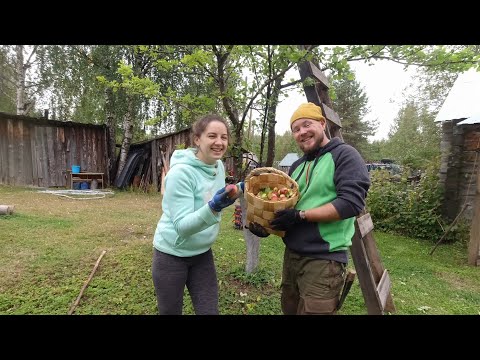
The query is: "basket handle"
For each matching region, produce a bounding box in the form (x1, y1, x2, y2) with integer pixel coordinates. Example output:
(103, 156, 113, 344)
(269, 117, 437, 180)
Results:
(247, 167, 298, 188)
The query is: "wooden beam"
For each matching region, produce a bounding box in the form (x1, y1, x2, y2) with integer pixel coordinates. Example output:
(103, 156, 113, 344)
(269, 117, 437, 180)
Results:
(468, 167, 480, 265)
(376, 270, 391, 310)
(308, 62, 329, 89)
(357, 212, 374, 238)
(322, 104, 342, 128)
(350, 221, 383, 315)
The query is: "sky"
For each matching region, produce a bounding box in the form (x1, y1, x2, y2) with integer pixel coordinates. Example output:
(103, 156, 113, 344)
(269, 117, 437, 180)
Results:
(274, 60, 419, 142)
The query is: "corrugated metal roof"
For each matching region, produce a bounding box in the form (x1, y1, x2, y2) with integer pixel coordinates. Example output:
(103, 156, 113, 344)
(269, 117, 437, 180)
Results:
(435, 68, 480, 123)
(279, 153, 299, 166)
(457, 113, 480, 125)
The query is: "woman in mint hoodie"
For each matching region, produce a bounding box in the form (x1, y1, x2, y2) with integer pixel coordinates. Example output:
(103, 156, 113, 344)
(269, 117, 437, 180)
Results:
(152, 114, 243, 315)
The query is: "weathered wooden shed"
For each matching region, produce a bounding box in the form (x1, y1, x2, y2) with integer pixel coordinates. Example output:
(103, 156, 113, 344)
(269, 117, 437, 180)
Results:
(435, 69, 480, 265)
(0, 112, 108, 188)
(278, 153, 299, 173)
(116, 127, 192, 191)
(119, 127, 254, 191)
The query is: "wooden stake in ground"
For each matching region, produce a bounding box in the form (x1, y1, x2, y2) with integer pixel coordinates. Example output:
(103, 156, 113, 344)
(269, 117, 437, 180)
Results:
(68, 250, 107, 315)
(0, 205, 14, 215)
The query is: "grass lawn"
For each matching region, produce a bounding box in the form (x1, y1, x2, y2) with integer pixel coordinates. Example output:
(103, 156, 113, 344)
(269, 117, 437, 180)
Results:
(0, 185, 479, 315)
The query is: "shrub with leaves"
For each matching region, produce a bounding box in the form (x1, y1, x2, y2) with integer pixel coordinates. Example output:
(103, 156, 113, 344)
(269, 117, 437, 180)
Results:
(366, 159, 467, 243)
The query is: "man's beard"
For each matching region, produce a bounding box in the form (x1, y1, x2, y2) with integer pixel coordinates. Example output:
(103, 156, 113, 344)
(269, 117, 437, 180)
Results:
(301, 135, 323, 154)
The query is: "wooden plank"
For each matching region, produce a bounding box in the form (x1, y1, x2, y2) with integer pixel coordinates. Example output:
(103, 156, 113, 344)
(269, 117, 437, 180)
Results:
(53, 127, 62, 186)
(92, 129, 98, 171)
(151, 140, 158, 191)
(468, 169, 480, 265)
(16, 120, 25, 185)
(46, 126, 56, 187)
(322, 104, 342, 128)
(308, 62, 329, 89)
(30, 126, 38, 186)
(22, 121, 33, 186)
(82, 128, 87, 171)
(86, 128, 92, 171)
(7, 119, 15, 185)
(59, 127, 67, 186)
(362, 230, 396, 313)
(40, 126, 50, 187)
(376, 270, 391, 310)
(350, 222, 383, 315)
(357, 212, 374, 238)
(0, 119, 7, 183)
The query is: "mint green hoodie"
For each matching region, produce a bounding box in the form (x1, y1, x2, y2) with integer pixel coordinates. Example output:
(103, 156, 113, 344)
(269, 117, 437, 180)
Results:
(153, 148, 226, 257)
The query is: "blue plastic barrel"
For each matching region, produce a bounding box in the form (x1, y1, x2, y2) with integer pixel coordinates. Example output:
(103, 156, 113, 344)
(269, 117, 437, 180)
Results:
(72, 165, 81, 174)
(80, 182, 89, 190)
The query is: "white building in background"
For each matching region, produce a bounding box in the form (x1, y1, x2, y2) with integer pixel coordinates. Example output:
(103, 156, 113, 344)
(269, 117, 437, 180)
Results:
(435, 68, 480, 125)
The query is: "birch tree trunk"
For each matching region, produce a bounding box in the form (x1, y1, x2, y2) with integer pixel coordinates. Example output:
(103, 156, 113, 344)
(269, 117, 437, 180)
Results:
(240, 196, 260, 273)
(104, 87, 117, 185)
(115, 94, 134, 180)
(15, 45, 26, 115)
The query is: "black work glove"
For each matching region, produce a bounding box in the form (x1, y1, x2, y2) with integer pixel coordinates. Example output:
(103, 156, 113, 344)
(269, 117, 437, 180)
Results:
(270, 208, 304, 231)
(246, 222, 270, 238)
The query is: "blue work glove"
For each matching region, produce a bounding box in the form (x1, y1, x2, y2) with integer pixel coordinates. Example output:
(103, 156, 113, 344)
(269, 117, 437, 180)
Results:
(208, 186, 236, 212)
(270, 209, 304, 231)
(231, 182, 244, 199)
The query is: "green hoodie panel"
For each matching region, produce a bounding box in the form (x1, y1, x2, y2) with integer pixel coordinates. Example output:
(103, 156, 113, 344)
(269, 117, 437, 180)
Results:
(292, 153, 353, 252)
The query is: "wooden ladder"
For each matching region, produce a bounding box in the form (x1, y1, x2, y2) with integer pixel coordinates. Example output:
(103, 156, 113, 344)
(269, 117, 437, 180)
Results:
(351, 212, 396, 314)
(297, 48, 396, 314)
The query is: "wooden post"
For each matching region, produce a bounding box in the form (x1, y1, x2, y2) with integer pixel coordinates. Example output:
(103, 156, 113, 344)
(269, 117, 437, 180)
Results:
(0, 205, 14, 215)
(468, 169, 480, 266)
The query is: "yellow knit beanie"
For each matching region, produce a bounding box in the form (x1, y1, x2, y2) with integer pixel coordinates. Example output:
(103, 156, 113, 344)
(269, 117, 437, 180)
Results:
(290, 102, 326, 126)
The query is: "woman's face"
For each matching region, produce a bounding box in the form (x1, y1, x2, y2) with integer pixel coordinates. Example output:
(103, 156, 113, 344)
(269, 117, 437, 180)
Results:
(194, 120, 229, 164)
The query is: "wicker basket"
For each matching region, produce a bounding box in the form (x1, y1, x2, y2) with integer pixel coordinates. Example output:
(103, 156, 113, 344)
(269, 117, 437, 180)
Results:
(244, 167, 300, 237)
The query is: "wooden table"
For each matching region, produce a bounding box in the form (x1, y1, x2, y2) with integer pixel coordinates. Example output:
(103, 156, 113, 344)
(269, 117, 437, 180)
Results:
(67, 170, 104, 189)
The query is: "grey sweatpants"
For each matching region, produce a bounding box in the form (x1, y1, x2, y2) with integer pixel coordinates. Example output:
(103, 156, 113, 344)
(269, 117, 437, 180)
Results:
(152, 247, 219, 315)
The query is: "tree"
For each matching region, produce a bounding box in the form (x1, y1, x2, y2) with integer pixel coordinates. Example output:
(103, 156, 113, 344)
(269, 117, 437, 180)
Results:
(330, 75, 378, 157)
(383, 100, 441, 169)
(0, 47, 16, 113)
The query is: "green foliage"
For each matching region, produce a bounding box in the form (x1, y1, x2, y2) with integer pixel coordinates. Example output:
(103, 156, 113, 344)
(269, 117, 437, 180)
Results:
(382, 101, 441, 170)
(0, 46, 16, 113)
(367, 160, 468, 243)
(271, 131, 299, 162)
(330, 74, 378, 158)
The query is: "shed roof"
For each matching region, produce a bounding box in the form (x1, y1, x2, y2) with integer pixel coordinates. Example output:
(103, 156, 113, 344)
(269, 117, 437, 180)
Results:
(435, 68, 480, 123)
(279, 153, 299, 166)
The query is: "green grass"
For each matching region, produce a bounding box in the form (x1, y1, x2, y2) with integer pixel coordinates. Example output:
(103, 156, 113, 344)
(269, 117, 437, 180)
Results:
(0, 184, 479, 315)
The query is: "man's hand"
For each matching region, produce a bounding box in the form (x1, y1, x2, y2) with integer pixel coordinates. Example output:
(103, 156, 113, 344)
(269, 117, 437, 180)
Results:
(247, 222, 270, 238)
(270, 208, 304, 231)
(208, 187, 236, 212)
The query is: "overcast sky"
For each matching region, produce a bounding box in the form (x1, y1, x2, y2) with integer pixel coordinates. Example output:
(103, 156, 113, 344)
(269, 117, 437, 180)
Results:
(274, 60, 418, 142)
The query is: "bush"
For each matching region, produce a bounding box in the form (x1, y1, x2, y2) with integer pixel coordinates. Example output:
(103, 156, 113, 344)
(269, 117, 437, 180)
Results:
(366, 159, 468, 243)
